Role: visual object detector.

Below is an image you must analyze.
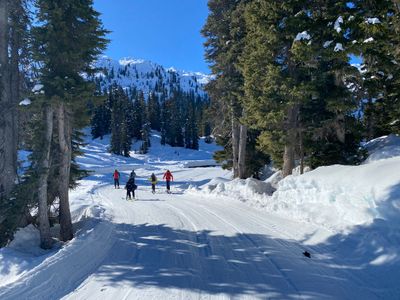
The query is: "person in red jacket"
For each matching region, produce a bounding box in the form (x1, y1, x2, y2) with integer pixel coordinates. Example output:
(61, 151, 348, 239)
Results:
(163, 170, 173, 194)
(113, 169, 120, 189)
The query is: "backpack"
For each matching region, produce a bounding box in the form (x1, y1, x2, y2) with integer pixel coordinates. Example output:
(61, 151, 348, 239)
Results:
(133, 184, 137, 190)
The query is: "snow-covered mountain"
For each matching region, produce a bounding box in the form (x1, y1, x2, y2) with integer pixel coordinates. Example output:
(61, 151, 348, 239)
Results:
(92, 56, 211, 98)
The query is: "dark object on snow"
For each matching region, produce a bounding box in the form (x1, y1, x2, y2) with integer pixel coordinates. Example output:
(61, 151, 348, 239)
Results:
(303, 251, 311, 258)
(126, 177, 136, 199)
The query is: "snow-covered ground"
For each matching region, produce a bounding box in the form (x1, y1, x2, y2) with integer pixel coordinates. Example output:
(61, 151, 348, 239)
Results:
(1, 132, 399, 299)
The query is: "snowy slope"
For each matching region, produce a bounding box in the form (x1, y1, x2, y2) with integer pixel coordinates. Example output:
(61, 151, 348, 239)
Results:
(93, 56, 211, 98)
(1, 133, 399, 299)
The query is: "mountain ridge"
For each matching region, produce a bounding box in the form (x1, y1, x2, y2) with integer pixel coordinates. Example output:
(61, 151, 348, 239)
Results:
(93, 56, 211, 98)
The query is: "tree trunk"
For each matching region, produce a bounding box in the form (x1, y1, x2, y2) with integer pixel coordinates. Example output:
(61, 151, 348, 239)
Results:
(299, 129, 305, 175)
(9, 0, 22, 177)
(38, 105, 54, 249)
(238, 124, 247, 179)
(57, 103, 73, 242)
(0, 0, 17, 199)
(231, 118, 240, 178)
(335, 114, 346, 143)
(282, 104, 299, 177)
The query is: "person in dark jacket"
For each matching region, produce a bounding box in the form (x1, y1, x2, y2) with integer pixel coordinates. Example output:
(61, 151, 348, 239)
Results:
(125, 175, 137, 200)
(113, 169, 120, 189)
(163, 170, 173, 194)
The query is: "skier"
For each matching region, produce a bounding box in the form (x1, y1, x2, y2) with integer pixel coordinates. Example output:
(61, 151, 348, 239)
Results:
(148, 173, 158, 194)
(163, 170, 173, 194)
(130, 169, 136, 179)
(113, 169, 120, 189)
(125, 174, 137, 200)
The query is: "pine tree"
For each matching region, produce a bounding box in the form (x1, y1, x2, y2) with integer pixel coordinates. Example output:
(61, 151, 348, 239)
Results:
(32, 0, 107, 247)
(147, 92, 161, 131)
(202, 0, 252, 178)
(91, 104, 111, 139)
(0, 0, 28, 204)
(239, 0, 363, 173)
(140, 122, 151, 154)
(110, 87, 132, 156)
(160, 95, 168, 146)
(351, 1, 400, 138)
(0, 0, 32, 246)
(131, 91, 146, 140)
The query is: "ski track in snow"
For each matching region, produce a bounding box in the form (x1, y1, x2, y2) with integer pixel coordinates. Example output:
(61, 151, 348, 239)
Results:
(0, 133, 393, 299)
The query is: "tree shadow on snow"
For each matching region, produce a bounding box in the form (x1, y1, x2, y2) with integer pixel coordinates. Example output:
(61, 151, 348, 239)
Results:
(84, 220, 399, 299)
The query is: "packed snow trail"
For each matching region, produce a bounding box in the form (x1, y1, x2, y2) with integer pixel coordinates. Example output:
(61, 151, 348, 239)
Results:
(0, 176, 382, 299)
(0, 133, 395, 299)
(62, 182, 378, 300)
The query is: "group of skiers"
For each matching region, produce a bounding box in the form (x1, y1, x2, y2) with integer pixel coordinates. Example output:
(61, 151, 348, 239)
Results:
(112, 169, 174, 200)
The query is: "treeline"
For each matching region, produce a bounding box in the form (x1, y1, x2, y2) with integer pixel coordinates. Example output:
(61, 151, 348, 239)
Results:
(0, 0, 107, 248)
(91, 85, 212, 155)
(203, 0, 400, 178)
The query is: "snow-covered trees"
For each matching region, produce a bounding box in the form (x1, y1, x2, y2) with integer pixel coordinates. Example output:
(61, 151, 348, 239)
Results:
(203, 0, 400, 177)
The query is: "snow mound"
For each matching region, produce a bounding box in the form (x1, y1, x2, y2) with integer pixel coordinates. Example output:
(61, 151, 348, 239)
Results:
(8, 225, 48, 256)
(363, 134, 400, 163)
(181, 160, 219, 168)
(268, 157, 400, 231)
(192, 178, 275, 207)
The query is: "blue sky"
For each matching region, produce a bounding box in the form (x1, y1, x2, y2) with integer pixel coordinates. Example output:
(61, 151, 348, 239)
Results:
(94, 0, 210, 73)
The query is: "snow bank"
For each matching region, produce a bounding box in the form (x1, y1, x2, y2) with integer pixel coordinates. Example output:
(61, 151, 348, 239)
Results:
(193, 135, 400, 232)
(190, 178, 275, 208)
(181, 159, 219, 168)
(363, 134, 400, 163)
(268, 157, 400, 231)
(7, 225, 47, 256)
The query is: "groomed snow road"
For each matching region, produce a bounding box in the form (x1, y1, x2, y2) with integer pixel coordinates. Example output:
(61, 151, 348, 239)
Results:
(0, 135, 388, 299)
(1, 181, 381, 299)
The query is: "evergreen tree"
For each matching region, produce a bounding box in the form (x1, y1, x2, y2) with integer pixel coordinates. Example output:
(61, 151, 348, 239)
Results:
(110, 87, 132, 156)
(351, 1, 400, 138)
(31, 0, 107, 247)
(240, 0, 362, 174)
(91, 104, 111, 139)
(0, 0, 31, 246)
(202, 0, 253, 179)
(131, 91, 146, 140)
(160, 95, 168, 146)
(140, 122, 151, 154)
(147, 92, 161, 131)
